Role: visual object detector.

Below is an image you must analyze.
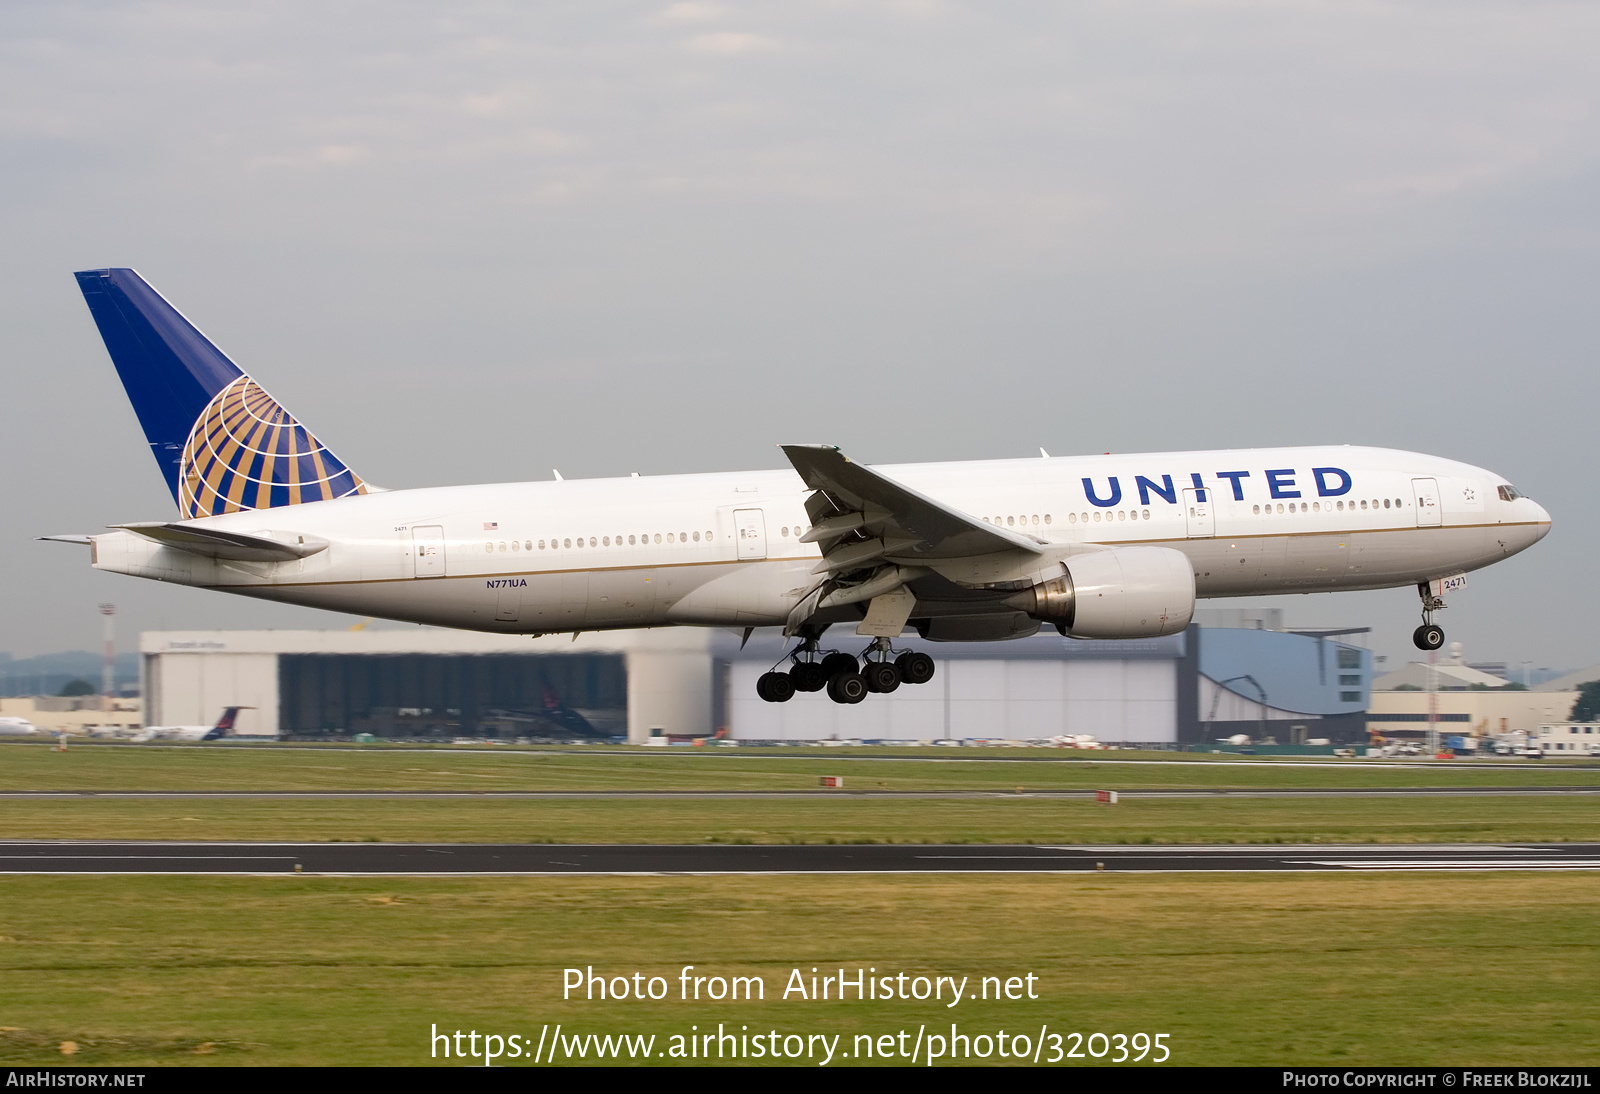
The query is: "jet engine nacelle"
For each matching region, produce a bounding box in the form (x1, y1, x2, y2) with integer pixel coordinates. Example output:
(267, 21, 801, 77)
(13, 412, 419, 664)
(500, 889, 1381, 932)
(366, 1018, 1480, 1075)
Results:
(1007, 546, 1195, 639)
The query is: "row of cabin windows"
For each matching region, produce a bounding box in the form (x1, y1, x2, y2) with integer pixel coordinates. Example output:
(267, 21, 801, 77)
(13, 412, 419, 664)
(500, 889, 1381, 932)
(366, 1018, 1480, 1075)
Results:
(486, 531, 716, 552)
(976, 498, 1412, 526)
(479, 492, 1421, 555)
(1253, 498, 1404, 515)
(983, 512, 1152, 525)
(983, 514, 1054, 527)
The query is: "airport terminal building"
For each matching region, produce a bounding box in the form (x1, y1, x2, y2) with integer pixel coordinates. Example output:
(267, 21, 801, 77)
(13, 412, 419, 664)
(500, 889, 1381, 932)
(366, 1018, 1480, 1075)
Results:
(141, 613, 1371, 745)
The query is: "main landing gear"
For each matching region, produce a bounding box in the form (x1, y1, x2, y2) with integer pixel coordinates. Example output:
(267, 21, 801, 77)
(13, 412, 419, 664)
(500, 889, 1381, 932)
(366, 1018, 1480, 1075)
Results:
(756, 636, 937, 704)
(1413, 581, 1446, 651)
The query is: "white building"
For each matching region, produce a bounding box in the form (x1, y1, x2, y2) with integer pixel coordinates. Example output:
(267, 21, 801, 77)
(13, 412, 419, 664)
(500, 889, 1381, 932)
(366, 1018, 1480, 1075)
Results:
(138, 622, 1370, 746)
(1536, 723, 1600, 756)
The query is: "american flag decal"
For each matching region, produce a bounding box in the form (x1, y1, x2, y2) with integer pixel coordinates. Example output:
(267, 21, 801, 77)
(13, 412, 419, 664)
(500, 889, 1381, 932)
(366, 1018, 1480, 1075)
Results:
(484, 522, 498, 530)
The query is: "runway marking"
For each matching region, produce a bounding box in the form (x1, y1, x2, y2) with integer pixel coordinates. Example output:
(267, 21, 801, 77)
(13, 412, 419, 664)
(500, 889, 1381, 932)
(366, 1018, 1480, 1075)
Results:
(0, 855, 295, 861)
(1291, 859, 1600, 870)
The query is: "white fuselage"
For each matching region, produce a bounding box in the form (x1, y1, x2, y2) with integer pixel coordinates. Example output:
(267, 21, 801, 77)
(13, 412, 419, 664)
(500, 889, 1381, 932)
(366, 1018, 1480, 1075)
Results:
(132, 725, 219, 742)
(85, 445, 1550, 635)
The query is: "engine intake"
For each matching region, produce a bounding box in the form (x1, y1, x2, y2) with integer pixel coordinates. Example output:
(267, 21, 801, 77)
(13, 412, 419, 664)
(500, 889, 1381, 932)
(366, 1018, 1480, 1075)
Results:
(1006, 546, 1195, 639)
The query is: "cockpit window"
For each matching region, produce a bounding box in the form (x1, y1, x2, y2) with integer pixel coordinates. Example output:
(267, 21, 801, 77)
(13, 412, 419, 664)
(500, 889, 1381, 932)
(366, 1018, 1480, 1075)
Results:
(1498, 484, 1522, 502)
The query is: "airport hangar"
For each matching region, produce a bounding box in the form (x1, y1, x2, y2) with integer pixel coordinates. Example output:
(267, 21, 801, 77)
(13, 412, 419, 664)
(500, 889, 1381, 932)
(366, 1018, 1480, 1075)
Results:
(139, 609, 1372, 745)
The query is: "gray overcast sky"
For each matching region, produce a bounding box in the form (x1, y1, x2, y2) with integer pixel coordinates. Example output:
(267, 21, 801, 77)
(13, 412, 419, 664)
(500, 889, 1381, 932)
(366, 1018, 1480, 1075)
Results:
(2, 1, 1596, 672)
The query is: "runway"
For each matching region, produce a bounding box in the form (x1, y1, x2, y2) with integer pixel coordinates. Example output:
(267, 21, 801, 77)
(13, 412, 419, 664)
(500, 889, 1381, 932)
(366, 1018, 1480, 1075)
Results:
(2, 841, 1597, 874)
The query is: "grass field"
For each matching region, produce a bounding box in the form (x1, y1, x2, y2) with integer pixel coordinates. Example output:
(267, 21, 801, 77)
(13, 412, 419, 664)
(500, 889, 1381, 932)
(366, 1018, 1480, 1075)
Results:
(3, 794, 1599, 844)
(1, 872, 1595, 1067)
(4, 740, 1598, 793)
(3, 741, 1596, 1067)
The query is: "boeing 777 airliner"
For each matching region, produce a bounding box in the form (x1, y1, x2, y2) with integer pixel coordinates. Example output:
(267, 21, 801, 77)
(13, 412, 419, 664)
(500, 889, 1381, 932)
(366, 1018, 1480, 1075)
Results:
(48, 269, 1551, 705)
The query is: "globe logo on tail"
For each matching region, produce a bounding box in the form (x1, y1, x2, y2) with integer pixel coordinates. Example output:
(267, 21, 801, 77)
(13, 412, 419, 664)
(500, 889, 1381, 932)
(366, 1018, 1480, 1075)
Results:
(178, 376, 367, 518)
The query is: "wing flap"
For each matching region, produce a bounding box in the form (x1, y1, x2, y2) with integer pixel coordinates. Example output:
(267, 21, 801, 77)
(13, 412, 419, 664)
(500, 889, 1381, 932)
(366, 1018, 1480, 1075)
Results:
(780, 445, 1041, 559)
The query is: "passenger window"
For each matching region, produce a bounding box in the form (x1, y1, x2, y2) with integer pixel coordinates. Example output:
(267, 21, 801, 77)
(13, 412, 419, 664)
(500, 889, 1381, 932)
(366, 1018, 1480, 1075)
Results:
(1068, 513, 1076, 523)
(1361, 500, 1368, 509)
(538, 540, 545, 550)
(667, 533, 674, 543)
(1094, 512, 1102, 522)
(654, 534, 662, 544)
(1006, 516, 1014, 526)
(1044, 514, 1052, 525)
(590, 537, 597, 547)
(602, 536, 610, 546)
(1142, 509, 1150, 520)
(485, 542, 493, 552)
(694, 531, 702, 542)
(628, 535, 636, 545)
(1253, 505, 1260, 514)
(1384, 499, 1391, 509)
(1312, 502, 1319, 512)
(706, 530, 713, 541)
(1117, 510, 1125, 521)
(680, 531, 687, 542)
(1395, 498, 1403, 508)
(511, 540, 519, 551)
(525, 541, 532, 551)
(1032, 515, 1039, 525)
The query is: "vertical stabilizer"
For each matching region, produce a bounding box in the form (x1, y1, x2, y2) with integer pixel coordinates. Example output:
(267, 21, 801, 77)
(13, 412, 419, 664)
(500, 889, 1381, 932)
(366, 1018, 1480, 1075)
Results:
(74, 268, 366, 518)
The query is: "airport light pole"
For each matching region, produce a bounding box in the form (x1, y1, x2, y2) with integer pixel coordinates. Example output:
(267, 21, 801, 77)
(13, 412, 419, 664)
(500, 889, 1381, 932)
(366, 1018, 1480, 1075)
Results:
(99, 604, 116, 698)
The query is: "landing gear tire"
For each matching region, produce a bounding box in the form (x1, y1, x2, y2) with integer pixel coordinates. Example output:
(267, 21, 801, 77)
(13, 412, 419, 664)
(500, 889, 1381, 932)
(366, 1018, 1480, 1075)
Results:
(789, 661, 828, 693)
(819, 653, 859, 680)
(1413, 624, 1445, 651)
(895, 651, 936, 685)
(756, 671, 796, 703)
(827, 672, 868, 705)
(864, 661, 901, 694)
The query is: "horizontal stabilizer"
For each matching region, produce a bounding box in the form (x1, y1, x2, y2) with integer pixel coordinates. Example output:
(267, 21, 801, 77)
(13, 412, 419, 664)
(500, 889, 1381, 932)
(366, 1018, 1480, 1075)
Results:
(38, 535, 94, 546)
(113, 522, 328, 562)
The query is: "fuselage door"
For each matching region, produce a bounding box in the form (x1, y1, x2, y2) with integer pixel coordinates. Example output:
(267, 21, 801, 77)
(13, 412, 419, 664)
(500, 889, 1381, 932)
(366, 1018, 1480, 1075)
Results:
(1183, 487, 1215, 538)
(1412, 478, 1442, 528)
(734, 508, 768, 560)
(412, 526, 445, 577)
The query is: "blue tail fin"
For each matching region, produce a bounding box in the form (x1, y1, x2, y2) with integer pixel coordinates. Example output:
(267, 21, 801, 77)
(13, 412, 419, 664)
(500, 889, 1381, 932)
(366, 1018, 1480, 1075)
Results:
(74, 268, 367, 519)
(203, 705, 246, 740)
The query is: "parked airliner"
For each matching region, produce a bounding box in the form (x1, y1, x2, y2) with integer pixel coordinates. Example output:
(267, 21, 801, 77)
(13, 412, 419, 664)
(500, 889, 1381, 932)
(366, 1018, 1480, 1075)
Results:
(132, 705, 248, 742)
(48, 269, 1551, 705)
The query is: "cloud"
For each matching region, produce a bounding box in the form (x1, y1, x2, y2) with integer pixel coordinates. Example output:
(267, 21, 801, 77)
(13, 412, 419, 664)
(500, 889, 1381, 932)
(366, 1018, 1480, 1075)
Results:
(685, 31, 780, 54)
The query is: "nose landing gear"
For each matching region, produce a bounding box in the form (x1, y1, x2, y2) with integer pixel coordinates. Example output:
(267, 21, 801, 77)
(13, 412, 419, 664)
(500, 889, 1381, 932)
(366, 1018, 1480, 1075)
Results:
(1413, 581, 1446, 651)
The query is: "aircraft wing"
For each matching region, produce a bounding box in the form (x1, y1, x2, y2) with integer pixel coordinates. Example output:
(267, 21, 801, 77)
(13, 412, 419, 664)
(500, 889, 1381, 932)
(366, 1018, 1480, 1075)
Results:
(112, 523, 329, 563)
(780, 444, 1043, 563)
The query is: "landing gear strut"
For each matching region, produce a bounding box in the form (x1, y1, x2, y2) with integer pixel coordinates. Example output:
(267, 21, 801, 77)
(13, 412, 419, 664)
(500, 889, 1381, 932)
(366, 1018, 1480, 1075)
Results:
(861, 637, 900, 694)
(1413, 581, 1446, 651)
